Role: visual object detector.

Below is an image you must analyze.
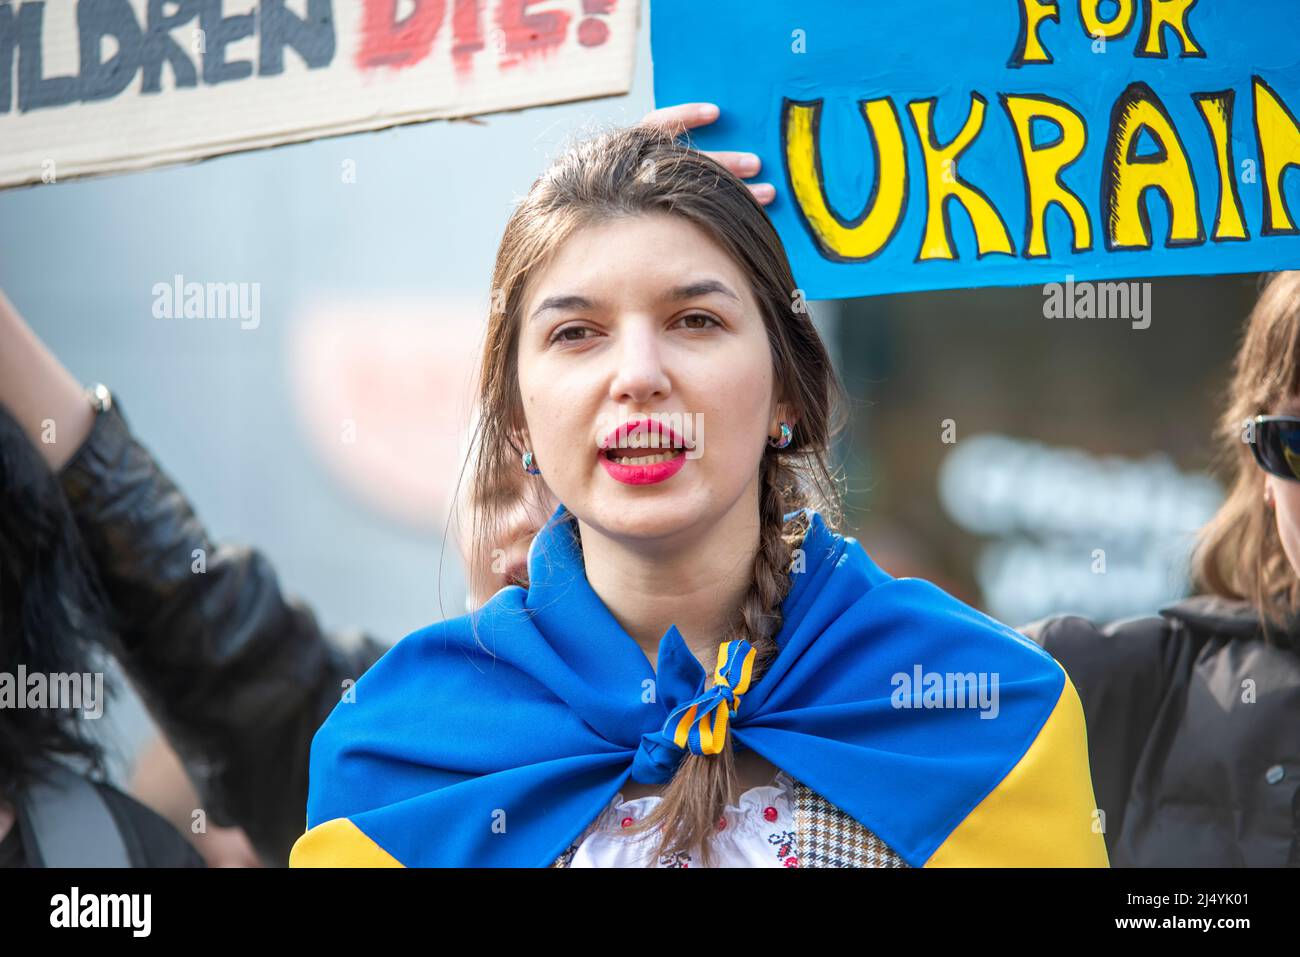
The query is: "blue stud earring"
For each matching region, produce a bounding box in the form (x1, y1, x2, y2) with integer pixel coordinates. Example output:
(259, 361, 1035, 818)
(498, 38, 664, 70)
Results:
(522, 450, 541, 475)
(768, 422, 793, 449)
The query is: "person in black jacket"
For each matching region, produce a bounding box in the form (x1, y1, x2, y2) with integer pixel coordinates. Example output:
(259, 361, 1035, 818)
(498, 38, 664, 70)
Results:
(0, 283, 391, 867)
(1021, 271, 1300, 867)
(0, 399, 203, 867)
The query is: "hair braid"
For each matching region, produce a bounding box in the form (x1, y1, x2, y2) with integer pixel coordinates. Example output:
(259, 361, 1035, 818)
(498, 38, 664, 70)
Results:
(620, 452, 809, 866)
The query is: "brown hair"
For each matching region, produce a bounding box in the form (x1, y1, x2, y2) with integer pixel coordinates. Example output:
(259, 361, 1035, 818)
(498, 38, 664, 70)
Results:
(1192, 270, 1300, 638)
(456, 123, 849, 864)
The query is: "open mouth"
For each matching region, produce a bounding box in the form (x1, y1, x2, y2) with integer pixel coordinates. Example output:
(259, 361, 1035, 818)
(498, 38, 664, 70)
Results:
(602, 444, 685, 466)
(598, 417, 693, 461)
(597, 417, 694, 485)
(600, 429, 691, 468)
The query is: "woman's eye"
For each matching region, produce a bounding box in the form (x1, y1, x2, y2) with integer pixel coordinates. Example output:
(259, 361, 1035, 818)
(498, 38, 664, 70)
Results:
(550, 325, 592, 344)
(679, 313, 721, 330)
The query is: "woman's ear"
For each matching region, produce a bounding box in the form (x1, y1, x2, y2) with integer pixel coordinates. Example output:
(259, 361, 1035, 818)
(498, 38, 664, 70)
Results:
(1265, 479, 1276, 509)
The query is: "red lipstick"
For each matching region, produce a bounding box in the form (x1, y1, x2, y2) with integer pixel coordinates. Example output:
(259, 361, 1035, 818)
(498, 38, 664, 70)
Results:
(598, 416, 692, 486)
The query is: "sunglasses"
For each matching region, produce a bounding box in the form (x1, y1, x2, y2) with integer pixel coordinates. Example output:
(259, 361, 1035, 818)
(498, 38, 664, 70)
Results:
(1250, 415, 1300, 481)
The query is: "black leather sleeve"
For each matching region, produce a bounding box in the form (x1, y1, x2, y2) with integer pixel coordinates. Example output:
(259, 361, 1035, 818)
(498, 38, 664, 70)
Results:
(1018, 612, 1182, 855)
(57, 396, 390, 866)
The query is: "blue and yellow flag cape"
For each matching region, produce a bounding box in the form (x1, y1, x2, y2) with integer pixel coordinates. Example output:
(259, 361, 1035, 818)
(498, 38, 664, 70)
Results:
(292, 503, 1108, 867)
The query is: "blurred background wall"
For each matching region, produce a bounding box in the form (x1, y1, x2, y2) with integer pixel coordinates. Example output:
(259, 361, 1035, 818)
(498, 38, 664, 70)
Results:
(839, 278, 1252, 624)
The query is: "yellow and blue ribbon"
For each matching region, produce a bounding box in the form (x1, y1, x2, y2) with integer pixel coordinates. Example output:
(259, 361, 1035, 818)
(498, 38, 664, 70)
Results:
(663, 639, 757, 756)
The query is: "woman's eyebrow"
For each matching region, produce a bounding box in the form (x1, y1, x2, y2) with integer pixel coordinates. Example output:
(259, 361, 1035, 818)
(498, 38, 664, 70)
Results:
(529, 294, 594, 323)
(664, 279, 740, 304)
(528, 280, 740, 324)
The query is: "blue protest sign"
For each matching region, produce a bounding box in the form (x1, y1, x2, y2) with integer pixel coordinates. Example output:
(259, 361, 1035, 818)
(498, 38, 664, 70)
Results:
(651, 1, 1300, 298)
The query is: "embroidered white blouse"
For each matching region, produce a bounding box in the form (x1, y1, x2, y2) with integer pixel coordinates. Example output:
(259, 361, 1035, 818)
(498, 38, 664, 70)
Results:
(568, 769, 800, 867)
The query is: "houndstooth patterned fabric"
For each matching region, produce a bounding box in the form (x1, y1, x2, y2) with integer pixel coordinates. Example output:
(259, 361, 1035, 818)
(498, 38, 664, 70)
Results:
(791, 780, 908, 867)
(549, 778, 908, 867)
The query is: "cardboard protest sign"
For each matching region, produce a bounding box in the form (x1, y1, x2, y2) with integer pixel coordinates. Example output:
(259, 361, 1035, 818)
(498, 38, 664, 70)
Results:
(0, 0, 638, 189)
(651, 0, 1300, 299)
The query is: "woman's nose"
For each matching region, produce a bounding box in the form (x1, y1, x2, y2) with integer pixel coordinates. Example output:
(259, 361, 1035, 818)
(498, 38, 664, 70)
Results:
(608, 325, 671, 405)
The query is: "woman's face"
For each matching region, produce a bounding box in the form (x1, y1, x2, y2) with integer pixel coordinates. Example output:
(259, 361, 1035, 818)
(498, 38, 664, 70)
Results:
(514, 212, 786, 544)
(1265, 393, 1300, 578)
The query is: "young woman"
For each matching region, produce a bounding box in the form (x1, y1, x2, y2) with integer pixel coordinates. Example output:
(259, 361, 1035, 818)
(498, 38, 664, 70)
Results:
(290, 122, 1109, 868)
(1022, 270, 1300, 867)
